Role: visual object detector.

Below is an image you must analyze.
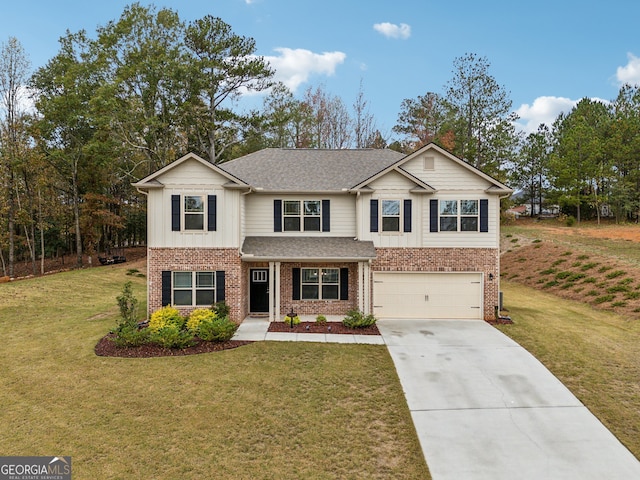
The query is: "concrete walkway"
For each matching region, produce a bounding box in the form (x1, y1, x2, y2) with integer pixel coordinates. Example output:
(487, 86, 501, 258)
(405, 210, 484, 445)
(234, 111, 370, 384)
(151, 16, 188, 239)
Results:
(377, 319, 640, 480)
(234, 317, 640, 479)
(233, 316, 384, 345)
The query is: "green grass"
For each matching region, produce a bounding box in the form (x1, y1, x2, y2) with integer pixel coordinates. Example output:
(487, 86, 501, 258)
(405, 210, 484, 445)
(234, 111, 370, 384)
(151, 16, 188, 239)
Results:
(497, 281, 640, 459)
(0, 263, 429, 479)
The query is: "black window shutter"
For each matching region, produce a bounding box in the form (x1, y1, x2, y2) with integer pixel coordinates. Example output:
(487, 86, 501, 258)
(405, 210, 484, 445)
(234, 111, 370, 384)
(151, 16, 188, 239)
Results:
(340, 268, 349, 300)
(292, 268, 301, 300)
(207, 195, 217, 231)
(322, 199, 330, 232)
(161, 271, 172, 306)
(370, 199, 379, 232)
(480, 199, 489, 232)
(171, 195, 180, 231)
(429, 199, 439, 233)
(274, 199, 282, 232)
(215, 271, 225, 302)
(403, 199, 412, 233)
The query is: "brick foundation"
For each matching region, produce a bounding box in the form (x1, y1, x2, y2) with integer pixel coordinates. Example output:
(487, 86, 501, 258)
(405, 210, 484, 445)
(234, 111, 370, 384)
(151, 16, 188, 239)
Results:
(372, 247, 500, 320)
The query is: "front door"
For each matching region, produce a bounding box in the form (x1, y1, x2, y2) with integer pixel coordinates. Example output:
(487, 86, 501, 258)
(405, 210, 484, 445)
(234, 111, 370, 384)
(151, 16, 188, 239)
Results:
(249, 269, 269, 313)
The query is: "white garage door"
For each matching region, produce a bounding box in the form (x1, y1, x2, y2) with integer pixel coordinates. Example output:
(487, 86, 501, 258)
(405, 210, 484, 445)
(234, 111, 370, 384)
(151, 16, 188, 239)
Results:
(373, 272, 483, 319)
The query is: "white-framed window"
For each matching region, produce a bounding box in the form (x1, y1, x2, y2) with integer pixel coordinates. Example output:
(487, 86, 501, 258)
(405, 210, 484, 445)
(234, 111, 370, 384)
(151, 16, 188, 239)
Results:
(439, 200, 479, 232)
(283, 200, 321, 232)
(301, 268, 339, 300)
(184, 195, 204, 230)
(381, 199, 401, 232)
(173, 271, 215, 306)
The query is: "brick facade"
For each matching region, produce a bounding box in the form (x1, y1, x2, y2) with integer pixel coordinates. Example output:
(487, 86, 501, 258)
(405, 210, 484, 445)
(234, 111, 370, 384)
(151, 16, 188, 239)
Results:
(372, 247, 500, 320)
(147, 247, 246, 321)
(147, 247, 499, 322)
(279, 263, 358, 318)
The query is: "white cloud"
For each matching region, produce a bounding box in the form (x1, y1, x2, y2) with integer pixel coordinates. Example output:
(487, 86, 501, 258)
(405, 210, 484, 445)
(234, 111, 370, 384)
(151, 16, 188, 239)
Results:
(373, 22, 411, 40)
(515, 96, 577, 133)
(616, 52, 640, 86)
(262, 48, 346, 92)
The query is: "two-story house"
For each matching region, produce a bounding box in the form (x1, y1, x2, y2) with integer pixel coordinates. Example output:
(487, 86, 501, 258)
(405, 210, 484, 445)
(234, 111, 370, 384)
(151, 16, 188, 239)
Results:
(132, 143, 512, 323)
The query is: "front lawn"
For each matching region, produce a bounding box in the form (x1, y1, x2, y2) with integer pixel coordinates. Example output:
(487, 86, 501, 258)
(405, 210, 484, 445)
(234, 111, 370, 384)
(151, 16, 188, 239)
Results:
(0, 262, 429, 479)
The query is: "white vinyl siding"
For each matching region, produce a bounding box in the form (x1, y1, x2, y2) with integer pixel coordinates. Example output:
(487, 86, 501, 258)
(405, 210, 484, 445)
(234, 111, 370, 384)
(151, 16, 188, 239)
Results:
(145, 158, 240, 248)
(244, 194, 356, 236)
(422, 194, 498, 248)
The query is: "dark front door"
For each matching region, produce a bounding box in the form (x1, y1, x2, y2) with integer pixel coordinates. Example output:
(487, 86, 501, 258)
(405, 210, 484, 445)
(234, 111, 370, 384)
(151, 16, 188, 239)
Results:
(250, 269, 269, 313)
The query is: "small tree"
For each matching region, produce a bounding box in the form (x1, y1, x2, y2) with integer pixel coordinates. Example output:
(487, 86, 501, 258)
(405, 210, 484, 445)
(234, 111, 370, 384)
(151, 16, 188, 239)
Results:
(116, 281, 139, 327)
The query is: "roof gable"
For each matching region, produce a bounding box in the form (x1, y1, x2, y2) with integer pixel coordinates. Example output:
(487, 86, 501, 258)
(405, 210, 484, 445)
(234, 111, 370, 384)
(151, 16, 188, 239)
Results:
(132, 153, 249, 190)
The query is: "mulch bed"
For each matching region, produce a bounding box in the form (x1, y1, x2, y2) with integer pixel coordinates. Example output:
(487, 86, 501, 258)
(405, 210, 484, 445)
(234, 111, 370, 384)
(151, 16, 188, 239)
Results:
(94, 333, 253, 358)
(268, 321, 380, 335)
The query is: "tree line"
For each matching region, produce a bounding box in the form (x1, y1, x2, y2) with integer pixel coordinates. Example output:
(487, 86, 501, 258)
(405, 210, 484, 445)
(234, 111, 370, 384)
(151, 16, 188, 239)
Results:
(1, 2, 639, 278)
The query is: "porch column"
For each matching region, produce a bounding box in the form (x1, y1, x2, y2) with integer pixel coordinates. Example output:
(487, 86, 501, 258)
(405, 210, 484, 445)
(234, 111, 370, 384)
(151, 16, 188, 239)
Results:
(359, 261, 371, 315)
(268, 262, 275, 322)
(274, 261, 281, 320)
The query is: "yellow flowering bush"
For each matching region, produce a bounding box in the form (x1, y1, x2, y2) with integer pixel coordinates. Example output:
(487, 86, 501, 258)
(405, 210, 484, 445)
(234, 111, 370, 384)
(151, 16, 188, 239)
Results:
(186, 308, 217, 333)
(149, 305, 184, 333)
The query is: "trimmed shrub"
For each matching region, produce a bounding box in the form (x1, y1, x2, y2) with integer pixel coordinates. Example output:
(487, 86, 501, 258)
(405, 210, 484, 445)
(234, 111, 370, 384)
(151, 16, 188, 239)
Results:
(316, 314, 327, 324)
(112, 325, 150, 347)
(186, 308, 217, 333)
(198, 316, 238, 342)
(212, 301, 230, 318)
(342, 309, 377, 328)
(284, 315, 301, 326)
(149, 305, 185, 333)
(150, 324, 196, 349)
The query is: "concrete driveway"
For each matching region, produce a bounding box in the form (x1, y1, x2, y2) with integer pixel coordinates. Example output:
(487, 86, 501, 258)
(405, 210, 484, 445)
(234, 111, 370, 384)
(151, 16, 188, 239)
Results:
(377, 319, 640, 480)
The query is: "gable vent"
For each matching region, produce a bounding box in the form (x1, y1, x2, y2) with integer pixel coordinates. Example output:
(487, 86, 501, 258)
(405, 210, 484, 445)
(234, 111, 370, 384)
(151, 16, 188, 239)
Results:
(424, 156, 435, 171)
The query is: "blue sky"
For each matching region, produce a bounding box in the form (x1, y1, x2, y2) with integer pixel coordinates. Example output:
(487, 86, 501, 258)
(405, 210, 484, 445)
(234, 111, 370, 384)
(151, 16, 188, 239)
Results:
(2, 0, 640, 139)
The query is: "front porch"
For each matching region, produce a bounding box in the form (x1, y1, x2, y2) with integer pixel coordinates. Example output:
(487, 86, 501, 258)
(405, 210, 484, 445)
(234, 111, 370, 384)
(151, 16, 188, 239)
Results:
(241, 236, 377, 321)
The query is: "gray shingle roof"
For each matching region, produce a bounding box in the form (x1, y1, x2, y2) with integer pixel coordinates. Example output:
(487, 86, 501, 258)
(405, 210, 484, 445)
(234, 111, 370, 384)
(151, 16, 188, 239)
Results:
(241, 236, 377, 261)
(219, 148, 405, 191)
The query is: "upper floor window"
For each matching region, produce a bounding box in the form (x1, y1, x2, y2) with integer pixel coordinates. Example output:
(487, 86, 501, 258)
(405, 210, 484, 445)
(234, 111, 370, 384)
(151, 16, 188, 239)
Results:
(283, 200, 322, 232)
(381, 200, 401, 232)
(439, 199, 479, 232)
(171, 194, 217, 232)
(184, 196, 204, 230)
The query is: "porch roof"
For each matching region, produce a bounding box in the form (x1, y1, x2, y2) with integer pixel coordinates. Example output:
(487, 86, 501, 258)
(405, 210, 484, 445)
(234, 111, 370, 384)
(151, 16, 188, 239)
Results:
(241, 236, 377, 262)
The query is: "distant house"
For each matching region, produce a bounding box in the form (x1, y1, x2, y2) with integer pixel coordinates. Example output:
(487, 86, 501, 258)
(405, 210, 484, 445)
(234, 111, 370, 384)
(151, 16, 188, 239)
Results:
(132, 143, 513, 322)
